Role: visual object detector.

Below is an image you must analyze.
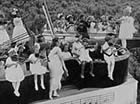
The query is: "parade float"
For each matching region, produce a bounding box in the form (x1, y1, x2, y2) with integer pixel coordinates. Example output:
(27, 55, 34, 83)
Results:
(0, 30, 138, 104)
(0, 2, 138, 104)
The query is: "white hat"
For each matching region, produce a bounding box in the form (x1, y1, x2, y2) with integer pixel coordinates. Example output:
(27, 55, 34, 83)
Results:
(8, 48, 17, 55)
(124, 6, 132, 14)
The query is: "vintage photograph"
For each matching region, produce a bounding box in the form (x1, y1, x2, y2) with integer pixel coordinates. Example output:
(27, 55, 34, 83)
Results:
(0, 0, 140, 104)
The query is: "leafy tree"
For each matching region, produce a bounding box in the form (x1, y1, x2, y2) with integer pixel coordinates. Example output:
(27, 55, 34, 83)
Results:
(0, 0, 140, 35)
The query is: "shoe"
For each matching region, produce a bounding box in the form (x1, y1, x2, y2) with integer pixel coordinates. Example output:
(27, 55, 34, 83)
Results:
(110, 76, 114, 80)
(35, 86, 39, 91)
(89, 72, 95, 77)
(53, 92, 59, 97)
(80, 74, 85, 79)
(14, 91, 20, 97)
(41, 84, 45, 90)
(108, 74, 113, 80)
(49, 96, 53, 100)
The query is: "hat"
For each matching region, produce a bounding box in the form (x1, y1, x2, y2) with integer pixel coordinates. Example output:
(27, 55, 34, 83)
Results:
(57, 13, 63, 19)
(18, 45, 25, 50)
(8, 48, 17, 56)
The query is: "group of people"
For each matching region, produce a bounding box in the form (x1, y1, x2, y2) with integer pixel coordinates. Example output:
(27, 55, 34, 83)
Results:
(0, 31, 121, 100)
(53, 6, 137, 49)
(53, 12, 119, 34)
(0, 36, 68, 99)
(0, 5, 137, 101)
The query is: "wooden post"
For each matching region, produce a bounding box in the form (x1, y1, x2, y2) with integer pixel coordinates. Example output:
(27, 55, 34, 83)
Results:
(42, 0, 55, 38)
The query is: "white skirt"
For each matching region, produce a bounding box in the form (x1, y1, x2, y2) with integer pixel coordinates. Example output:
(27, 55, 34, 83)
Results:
(5, 65, 24, 82)
(12, 26, 28, 41)
(0, 29, 10, 44)
(30, 62, 47, 75)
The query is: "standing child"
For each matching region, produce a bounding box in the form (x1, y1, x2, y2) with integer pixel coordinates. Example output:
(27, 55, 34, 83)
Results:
(102, 36, 117, 80)
(118, 6, 136, 48)
(5, 49, 24, 97)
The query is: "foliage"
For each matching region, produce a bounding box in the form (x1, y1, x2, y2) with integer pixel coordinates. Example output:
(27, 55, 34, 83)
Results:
(129, 48, 140, 81)
(1, 0, 140, 35)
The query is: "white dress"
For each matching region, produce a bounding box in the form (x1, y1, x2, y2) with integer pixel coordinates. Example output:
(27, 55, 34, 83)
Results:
(79, 48, 92, 62)
(29, 54, 47, 75)
(72, 42, 92, 62)
(12, 17, 28, 41)
(102, 42, 116, 63)
(119, 16, 136, 39)
(71, 41, 83, 57)
(5, 57, 24, 82)
(89, 22, 97, 33)
(48, 47, 64, 90)
(0, 25, 10, 44)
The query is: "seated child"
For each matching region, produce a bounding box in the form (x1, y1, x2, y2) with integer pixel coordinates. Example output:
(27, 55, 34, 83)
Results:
(73, 38, 95, 79)
(102, 36, 117, 80)
(61, 43, 72, 60)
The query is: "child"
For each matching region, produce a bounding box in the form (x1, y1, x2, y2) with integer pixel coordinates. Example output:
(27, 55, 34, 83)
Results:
(118, 6, 137, 48)
(5, 49, 24, 97)
(27, 43, 47, 91)
(72, 37, 94, 78)
(102, 36, 117, 80)
(61, 43, 72, 60)
(79, 38, 94, 79)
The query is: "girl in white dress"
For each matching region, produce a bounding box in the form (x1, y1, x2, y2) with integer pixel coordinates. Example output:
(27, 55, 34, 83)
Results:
(48, 37, 68, 99)
(12, 15, 28, 42)
(102, 36, 117, 80)
(27, 43, 48, 91)
(71, 37, 94, 79)
(119, 6, 137, 48)
(5, 49, 24, 97)
(0, 21, 10, 45)
(61, 43, 72, 60)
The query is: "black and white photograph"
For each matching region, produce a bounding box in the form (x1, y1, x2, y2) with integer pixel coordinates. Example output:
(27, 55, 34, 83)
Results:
(0, 0, 140, 104)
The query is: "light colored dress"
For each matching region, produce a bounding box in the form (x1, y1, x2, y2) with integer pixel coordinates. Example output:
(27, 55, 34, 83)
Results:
(119, 16, 136, 39)
(5, 57, 24, 82)
(102, 42, 116, 63)
(0, 25, 10, 44)
(79, 48, 92, 62)
(12, 17, 28, 42)
(89, 22, 97, 33)
(61, 51, 72, 60)
(71, 41, 83, 57)
(48, 47, 64, 90)
(72, 42, 92, 62)
(28, 54, 47, 75)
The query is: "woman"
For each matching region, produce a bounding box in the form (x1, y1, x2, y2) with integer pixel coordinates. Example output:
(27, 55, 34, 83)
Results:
(119, 6, 137, 48)
(48, 37, 68, 99)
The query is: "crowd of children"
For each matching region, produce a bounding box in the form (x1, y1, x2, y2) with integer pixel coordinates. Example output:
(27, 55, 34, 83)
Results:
(0, 32, 123, 100)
